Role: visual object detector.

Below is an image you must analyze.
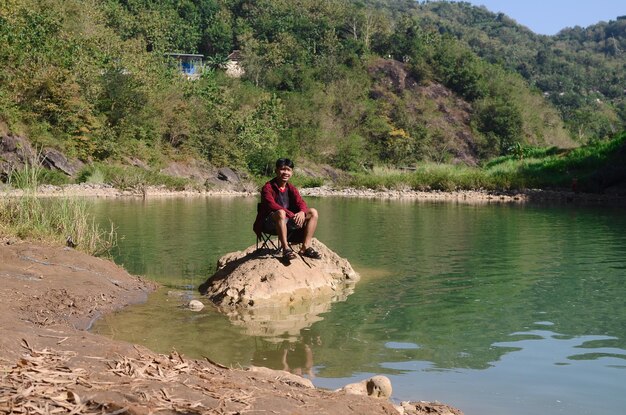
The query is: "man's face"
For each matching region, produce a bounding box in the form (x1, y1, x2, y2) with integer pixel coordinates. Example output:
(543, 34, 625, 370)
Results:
(276, 165, 293, 182)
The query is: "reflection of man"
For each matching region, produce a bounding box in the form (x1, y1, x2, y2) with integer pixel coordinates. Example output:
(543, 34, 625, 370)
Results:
(253, 158, 321, 262)
(281, 339, 316, 378)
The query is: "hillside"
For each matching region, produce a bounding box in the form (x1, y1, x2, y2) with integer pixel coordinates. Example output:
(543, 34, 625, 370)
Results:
(0, 0, 620, 186)
(416, 1, 626, 142)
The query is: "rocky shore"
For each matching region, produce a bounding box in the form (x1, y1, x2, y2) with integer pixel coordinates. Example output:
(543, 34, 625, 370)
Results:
(4, 182, 626, 205)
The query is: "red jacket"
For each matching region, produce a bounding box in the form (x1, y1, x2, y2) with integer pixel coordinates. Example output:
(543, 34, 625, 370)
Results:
(253, 178, 308, 236)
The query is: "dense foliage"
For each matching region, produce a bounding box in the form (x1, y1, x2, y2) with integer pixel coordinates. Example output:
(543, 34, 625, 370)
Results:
(0, 0, 622, 178)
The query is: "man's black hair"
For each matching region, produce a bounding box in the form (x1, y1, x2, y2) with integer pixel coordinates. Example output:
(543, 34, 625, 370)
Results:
(276, 158, 294, 169)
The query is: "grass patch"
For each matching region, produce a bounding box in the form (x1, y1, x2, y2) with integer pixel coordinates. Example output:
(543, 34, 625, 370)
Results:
(0, 195, 116, 256)
(482, 132, 626, 190)
(342, 164, 499, 192)
(7, 153, 70, 189)
(7, 161, 41, 190)
(2, 162, 116, 256)
(289, 175, 325, 188)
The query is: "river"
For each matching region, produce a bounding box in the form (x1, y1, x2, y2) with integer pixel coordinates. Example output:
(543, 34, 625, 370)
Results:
(90, 196, 626, 415)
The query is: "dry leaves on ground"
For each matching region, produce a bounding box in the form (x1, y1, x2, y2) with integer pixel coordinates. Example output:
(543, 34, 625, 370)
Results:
(0, 339, 101, 414)
(0, 340, 257, 415)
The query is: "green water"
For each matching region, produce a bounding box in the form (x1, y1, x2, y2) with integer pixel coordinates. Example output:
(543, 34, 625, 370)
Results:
(90, 196, 626, 415)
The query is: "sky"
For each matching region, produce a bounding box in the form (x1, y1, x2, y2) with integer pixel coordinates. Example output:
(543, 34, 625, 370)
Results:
(462, 0, 625, 35)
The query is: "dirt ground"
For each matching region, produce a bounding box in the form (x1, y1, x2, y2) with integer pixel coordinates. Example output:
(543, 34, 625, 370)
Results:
(0, 239, 463, 415)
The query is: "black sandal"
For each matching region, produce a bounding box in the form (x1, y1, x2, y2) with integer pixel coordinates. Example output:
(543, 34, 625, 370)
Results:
(300, 247, 321, 259)
(283, 249, 297, 260)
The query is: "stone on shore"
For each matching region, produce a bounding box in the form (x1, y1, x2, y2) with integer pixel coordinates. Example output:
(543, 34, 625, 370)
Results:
(335, 375, 393, 399)
(199, 238, 359, 310)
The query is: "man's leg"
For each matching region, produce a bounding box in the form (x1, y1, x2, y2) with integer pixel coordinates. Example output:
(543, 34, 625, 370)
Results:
(271, 209, 291, 254)
(300, 208, 318, 251)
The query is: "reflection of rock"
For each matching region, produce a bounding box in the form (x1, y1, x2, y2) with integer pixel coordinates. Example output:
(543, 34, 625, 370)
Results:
(223, 295, 343, 341)
(335, 375, 393, 399)
(199, 238, 358, 340)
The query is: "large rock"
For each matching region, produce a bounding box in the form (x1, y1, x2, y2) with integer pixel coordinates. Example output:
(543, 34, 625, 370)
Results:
(0, 134, 36, 179)
(160, 159, 213, 184)
(217, 167, 240, 183)
(0, 134, 84, 179)
(41, 147, 84, 176)
(200, 238, 359, 310)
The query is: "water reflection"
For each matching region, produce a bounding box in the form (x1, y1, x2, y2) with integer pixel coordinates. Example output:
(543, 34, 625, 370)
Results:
(252, 329, 321, 379)
(221, 294, 345, 342)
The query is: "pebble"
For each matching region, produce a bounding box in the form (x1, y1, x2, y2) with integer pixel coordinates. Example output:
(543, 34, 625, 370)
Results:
(188, 300, 204, 311)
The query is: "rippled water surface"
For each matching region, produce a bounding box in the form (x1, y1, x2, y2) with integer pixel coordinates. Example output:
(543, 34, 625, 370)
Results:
(90, 197, 626, 415)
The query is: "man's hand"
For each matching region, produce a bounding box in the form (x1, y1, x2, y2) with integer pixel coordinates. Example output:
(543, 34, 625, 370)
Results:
(293, 211, 306, 228)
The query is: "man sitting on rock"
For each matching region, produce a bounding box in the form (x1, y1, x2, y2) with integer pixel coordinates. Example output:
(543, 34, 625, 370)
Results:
(254, 158, 321, 262)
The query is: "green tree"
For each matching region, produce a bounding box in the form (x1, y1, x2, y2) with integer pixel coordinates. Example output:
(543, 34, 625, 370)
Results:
(434, 37, 487, 101)
(475, 98, 523, 156)
(237, 94, 287, 175)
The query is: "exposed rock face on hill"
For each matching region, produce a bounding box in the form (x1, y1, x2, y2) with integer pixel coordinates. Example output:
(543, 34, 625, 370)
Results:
(41, 148, 84, 176)
(0, 134, 36, 180)
(368, 58, 479, 166)
(200, 238, 359, 310)
(160, 159, 240, 188)
(0, 134, 83, 179)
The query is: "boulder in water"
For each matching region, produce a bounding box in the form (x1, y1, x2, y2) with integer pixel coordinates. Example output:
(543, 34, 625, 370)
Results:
(199, 238, 359, 310)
